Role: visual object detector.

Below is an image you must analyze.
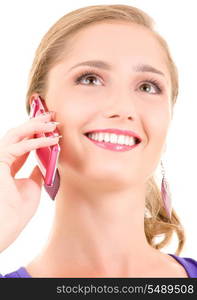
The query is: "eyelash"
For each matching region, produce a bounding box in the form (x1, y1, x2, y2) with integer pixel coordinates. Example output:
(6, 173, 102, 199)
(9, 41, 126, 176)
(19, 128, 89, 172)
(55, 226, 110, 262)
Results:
(74, 69, 163, 94)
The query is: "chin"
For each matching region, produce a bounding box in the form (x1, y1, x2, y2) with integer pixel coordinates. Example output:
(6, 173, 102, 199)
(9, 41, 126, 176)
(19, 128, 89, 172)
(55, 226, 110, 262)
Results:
(83, 163, 138, 185)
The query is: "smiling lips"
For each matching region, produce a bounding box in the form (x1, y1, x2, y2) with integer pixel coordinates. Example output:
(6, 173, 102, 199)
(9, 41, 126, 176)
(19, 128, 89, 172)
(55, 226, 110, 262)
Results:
(84, 128, 141, 152)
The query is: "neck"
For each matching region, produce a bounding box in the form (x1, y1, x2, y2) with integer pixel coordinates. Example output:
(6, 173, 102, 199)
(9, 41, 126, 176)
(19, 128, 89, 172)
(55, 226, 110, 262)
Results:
(34, 179, 158, 277)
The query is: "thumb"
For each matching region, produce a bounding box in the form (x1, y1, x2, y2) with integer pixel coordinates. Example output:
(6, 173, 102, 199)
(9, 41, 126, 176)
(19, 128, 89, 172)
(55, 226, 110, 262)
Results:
(29, 165, 44, 187)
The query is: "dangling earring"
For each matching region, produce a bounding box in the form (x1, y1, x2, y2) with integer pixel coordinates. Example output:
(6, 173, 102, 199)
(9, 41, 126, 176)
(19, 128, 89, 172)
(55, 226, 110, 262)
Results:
(161, 160, 172, 219)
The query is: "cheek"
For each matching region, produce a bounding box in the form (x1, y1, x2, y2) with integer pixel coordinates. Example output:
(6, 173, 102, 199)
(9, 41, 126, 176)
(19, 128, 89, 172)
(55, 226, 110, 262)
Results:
(70, 86, 107, 107)
(142, 104, 171, 158)
(140, 110, 170, 180)
(63, 96, 103, 124)
(150, 114, 170, 139)
(143, 101, 171, 138)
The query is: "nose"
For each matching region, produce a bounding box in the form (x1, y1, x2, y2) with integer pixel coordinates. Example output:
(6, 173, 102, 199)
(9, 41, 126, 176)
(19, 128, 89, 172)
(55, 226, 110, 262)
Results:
(103, 88, 138, 121)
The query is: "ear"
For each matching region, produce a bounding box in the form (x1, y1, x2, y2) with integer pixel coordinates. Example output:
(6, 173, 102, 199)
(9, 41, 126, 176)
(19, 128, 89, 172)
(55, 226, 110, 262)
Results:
(29, 93, 40, 107)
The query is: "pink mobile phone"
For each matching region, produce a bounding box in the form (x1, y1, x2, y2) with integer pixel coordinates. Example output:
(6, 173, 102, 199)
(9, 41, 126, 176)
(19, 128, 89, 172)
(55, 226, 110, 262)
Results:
(29, 96, 61, 200)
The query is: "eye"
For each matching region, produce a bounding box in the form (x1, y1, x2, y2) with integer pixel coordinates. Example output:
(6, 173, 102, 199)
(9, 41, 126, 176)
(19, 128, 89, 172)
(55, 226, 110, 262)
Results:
(139, 79, 162, 94)
(74, 72, 103, 86)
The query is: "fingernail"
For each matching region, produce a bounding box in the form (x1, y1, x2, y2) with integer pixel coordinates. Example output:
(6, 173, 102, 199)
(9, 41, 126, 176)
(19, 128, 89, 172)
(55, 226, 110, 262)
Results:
(48, 121, 60, 125)
(53, 132, 62, 137)
(47, 134, 62, 138)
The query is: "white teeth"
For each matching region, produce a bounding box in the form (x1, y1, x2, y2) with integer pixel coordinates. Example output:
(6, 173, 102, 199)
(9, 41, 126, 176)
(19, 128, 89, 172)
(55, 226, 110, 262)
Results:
(117, 135, 125, 145)
(110, 133, 118, 144)
(87, 132, 137, 146)
(125, 135, 130, 145)
(102, 132, 110, 142)
(98, 132, 103, 142)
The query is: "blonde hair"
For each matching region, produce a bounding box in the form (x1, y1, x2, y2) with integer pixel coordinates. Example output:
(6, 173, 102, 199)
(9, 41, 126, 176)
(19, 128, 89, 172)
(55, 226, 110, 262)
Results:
(25, 4, 185, 256)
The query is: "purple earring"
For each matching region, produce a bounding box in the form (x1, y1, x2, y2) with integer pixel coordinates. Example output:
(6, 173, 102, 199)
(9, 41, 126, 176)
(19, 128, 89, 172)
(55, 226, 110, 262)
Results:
(161, 160, 172, 219)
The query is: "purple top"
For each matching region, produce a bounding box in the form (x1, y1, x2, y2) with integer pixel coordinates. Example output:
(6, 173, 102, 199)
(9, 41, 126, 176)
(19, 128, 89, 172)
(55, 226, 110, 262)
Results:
(0, 254, 197, 278)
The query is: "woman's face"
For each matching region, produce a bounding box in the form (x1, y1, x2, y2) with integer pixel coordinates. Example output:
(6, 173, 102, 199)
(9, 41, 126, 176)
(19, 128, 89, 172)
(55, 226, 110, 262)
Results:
(44, 22, 172, 188)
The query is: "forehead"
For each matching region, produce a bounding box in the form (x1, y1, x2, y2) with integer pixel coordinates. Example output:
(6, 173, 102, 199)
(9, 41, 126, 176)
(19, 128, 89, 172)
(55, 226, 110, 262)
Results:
(65, 21, 169, 77)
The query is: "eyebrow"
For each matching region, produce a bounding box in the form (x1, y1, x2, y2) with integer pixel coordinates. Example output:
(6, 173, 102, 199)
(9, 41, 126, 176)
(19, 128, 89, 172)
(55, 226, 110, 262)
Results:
(68, 60, 165, 77)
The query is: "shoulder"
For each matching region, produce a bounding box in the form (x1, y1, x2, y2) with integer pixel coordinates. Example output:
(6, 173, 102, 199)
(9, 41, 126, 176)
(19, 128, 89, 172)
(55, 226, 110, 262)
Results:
(0, 267, 31, 278)
(169, 254, 197, 278)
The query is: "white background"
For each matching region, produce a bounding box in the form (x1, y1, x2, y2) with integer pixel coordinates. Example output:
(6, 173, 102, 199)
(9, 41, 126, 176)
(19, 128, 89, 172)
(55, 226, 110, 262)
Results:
(0, 0, 196, 274)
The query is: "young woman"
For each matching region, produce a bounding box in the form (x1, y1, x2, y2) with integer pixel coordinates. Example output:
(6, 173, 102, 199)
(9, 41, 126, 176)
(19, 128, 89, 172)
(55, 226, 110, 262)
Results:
(0, 4, 197, 278)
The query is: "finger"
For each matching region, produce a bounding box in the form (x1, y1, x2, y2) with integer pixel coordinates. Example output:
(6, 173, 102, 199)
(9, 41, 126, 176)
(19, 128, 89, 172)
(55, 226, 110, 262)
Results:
(29, 165, 44, 188)
(0, 134, 61, 176)
(2, 113, 58, 145)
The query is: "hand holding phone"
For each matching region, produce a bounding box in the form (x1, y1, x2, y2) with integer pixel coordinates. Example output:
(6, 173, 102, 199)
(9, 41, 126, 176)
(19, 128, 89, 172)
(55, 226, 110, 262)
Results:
(0, 111, 62, 252)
